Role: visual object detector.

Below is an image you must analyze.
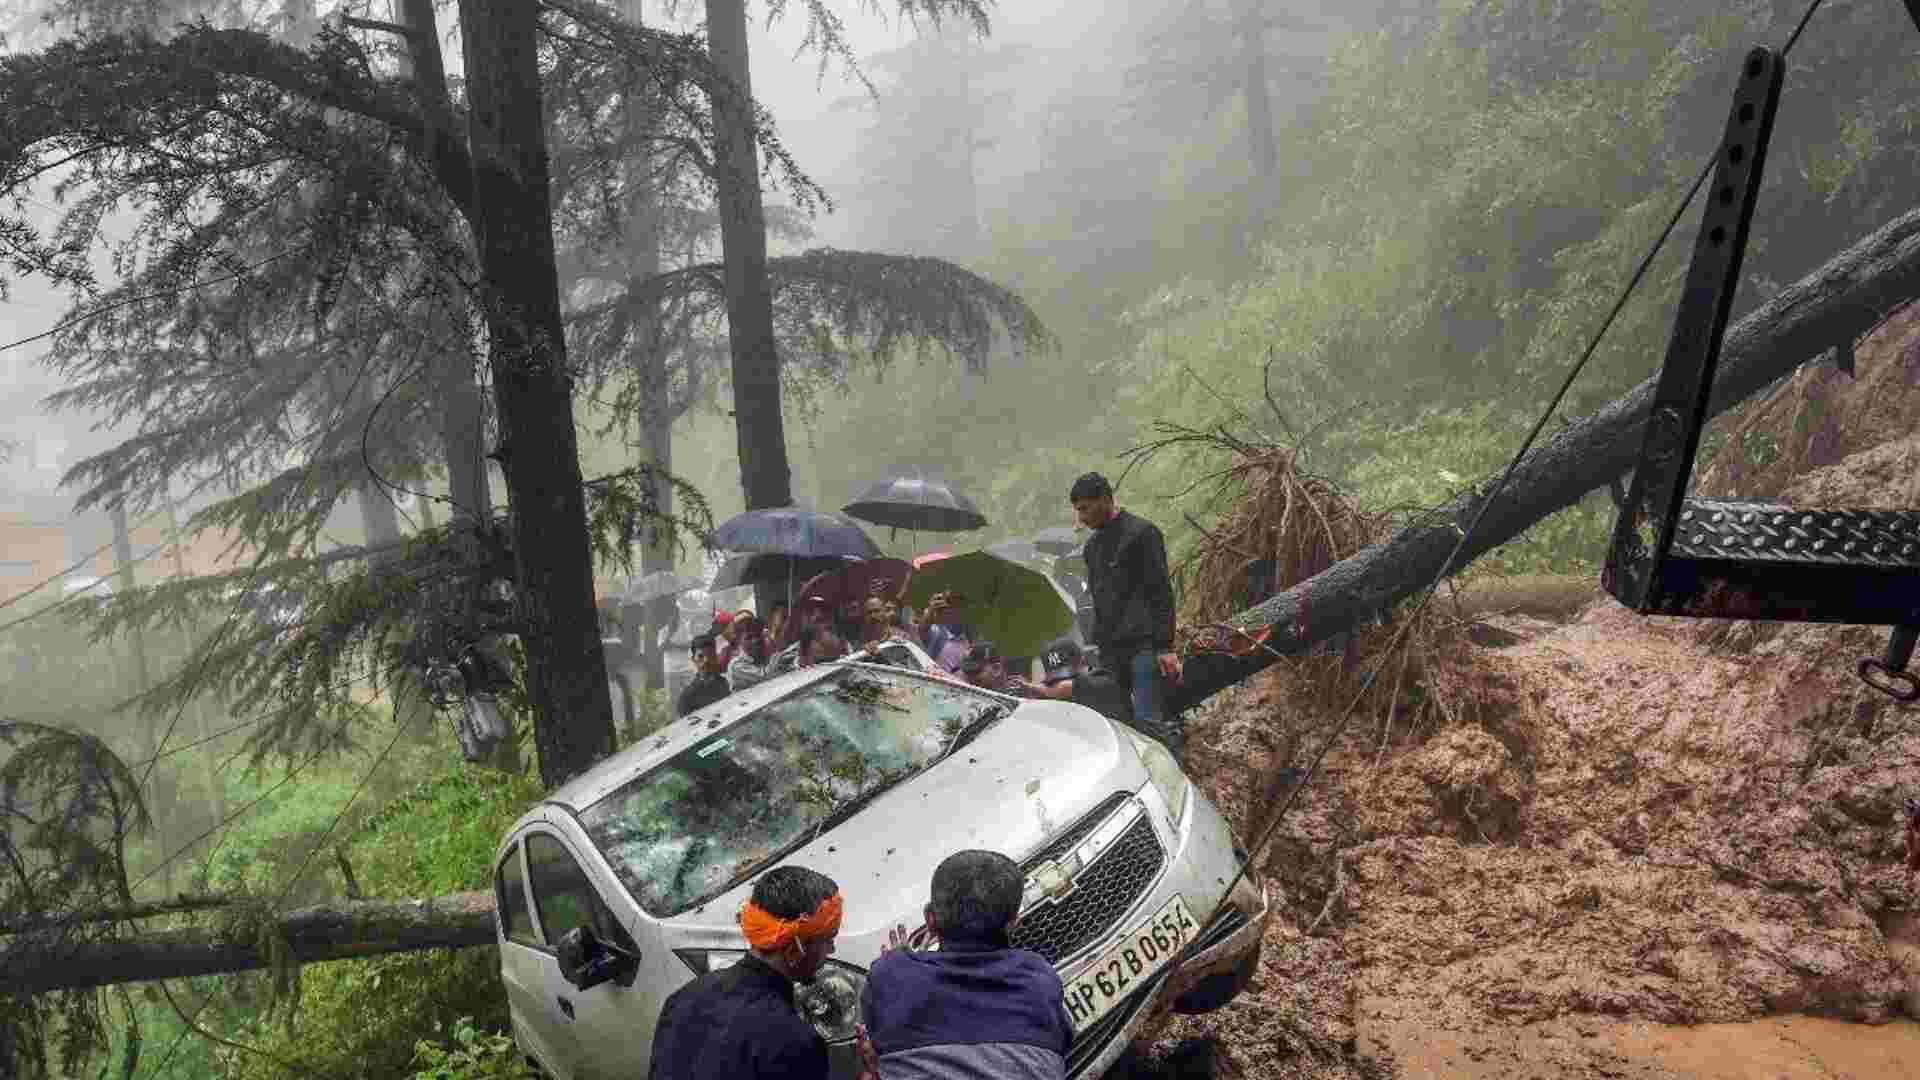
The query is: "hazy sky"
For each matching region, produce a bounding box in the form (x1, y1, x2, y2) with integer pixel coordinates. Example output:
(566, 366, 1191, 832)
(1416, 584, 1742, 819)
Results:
(0, 0, 1091, 495)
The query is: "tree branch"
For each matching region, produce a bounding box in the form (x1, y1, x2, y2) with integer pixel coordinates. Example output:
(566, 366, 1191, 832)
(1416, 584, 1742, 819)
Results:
(2, 891, 496, 994)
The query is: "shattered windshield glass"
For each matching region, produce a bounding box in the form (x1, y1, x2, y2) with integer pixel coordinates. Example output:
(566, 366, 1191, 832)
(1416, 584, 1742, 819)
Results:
(580, 668, 1000, 917)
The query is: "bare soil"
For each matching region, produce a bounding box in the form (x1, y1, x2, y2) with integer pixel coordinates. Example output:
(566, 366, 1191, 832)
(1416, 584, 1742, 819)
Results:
(1127, 560, 1920, 1077)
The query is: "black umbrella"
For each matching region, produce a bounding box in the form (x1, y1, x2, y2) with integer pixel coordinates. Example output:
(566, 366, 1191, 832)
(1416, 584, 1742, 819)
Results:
(843, 471, 988, 533)
(709, 506, 882, 559)
(711, 553, 855, 592)
(1030, 526, 1086, 556)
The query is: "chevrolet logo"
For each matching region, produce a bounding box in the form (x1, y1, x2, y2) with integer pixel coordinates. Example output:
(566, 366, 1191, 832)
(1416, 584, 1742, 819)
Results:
(1024, 854, 1084, 908)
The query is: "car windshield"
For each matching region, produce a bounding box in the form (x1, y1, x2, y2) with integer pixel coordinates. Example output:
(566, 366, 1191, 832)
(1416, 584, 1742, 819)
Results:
(580, 667, 1000, 917)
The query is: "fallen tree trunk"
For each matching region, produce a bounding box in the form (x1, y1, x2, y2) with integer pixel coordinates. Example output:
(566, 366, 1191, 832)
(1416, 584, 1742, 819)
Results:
(1173, 206, 1920, 708)
(16, 210, 1920, 997)
(1, 891, 494, 994)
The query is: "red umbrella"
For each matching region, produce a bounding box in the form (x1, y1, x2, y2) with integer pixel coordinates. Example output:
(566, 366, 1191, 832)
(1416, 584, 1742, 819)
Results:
(796, 558, 914, 608)
(912, 549, 953, 569)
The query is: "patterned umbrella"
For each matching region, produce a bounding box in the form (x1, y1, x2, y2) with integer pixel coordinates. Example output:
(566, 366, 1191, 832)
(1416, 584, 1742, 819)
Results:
(709, 506, 882, 559)
(843, 471, 988, 532)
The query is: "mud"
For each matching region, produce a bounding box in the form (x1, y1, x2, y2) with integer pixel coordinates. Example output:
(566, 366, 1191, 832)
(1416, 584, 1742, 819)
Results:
(1131, 569, 1920, 1077)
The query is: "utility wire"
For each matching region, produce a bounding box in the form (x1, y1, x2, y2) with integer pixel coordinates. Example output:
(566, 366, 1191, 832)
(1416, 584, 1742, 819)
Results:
(0, 538, 178, 637)
(0, 249, 300, 357)
(1174, 0, 1833, 969)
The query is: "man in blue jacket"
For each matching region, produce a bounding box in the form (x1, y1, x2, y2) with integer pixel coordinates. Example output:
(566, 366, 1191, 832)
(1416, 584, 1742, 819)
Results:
(858, 850, 1073, 1079)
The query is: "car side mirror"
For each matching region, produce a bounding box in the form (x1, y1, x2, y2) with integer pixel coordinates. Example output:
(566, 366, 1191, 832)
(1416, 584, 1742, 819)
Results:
(557, 925, 640, 991)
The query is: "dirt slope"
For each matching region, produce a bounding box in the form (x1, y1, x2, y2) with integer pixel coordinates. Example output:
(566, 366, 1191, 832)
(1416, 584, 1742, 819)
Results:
(1141, 572, 1920, 1077)
(1112, 304, 1920, 1078)
(1136, 591, 1920, 1068)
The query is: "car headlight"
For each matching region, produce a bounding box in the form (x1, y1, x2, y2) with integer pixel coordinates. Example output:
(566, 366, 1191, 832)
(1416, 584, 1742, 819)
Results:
(1117, 723, 1190, 825)
(673, 950, 866, 1043)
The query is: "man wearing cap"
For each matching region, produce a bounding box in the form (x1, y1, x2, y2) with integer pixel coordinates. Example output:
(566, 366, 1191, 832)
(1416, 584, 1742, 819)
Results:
(1012, 638, 1134, 725)
(1070, 471, 1186, 762)
(648, 865, 851, 1080)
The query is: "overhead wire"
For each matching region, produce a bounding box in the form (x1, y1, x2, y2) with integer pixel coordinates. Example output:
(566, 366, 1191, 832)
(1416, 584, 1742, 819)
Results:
(1171, 0, 1834, 970)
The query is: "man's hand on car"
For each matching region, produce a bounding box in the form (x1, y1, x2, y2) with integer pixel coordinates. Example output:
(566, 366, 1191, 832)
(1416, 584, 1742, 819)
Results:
(854, 1023, 881, 1080)
(880, 923, 914, 954)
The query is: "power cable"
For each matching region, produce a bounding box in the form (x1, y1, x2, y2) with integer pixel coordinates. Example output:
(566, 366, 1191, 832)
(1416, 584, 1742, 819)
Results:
(0, 539, 180, 637)
(0, 538, 118, 613)
(1172, 0, 1833, 972)
(0, 249, 301, 357)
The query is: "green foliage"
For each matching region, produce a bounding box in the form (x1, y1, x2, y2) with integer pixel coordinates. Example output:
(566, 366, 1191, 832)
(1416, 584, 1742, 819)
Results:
(348, 762, 543, 896)
(211, 759, 539, 1080)
(408, 1017, 536, 1080)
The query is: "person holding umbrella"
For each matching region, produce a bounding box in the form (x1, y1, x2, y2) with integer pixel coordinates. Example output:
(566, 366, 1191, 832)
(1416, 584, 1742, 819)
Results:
(919, 591, 975, 674)
(1070, 472, 1185, 763)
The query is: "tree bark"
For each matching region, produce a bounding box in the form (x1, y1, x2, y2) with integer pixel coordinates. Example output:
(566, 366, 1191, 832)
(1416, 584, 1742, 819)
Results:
(456, 0, 615, 786)
(704, 0, 793, 511)
(622, 0, 672, 694)
(1235, 0, 1277, 182)
(0, 891, 495, 995)
(1174, 205, 1920, 708)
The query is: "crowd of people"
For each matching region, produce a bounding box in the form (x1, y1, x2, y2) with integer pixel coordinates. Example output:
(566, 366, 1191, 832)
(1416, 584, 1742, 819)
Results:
(648, 850, 1074, 1080)
(672, 471, 1186, 762)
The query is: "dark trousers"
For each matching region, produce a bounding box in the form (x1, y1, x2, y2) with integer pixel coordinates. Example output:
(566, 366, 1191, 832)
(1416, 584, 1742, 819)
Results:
(1107, 644, 1185, 760)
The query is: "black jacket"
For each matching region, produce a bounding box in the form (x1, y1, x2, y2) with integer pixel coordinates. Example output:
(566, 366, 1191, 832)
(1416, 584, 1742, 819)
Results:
(648, 954, 829, 1080)
(676, 672, 729, 718)
(1082, 509, 1176, 653)
(1069, 669, 1135, 725)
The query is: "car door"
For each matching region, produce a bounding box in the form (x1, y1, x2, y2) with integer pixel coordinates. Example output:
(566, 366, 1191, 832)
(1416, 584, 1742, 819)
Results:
(523, 829, 652, 1080)
(496, 838, 565, 1076)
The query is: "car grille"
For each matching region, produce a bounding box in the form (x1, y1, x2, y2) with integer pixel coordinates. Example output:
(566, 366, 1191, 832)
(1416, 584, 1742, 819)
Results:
(1011, 811, 1166, 965)
(1026, 792, 1132, 869)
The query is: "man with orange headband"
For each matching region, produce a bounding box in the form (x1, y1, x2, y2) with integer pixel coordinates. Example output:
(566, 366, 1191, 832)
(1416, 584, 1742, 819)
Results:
(649, 865, 849, 1080)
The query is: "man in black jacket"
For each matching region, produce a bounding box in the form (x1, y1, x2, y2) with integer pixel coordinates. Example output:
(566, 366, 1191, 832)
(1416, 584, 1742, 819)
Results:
(1070, 472, 1185, 762)
(648, 865, 846, 1080)
(675, 633, 730, 718)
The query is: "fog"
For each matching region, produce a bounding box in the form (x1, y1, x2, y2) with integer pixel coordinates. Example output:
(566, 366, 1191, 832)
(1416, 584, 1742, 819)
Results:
(3, 0, 1902, 566)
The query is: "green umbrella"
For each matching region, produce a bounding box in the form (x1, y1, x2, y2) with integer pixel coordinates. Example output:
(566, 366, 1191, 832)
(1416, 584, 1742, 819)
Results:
(903, 551, 1078, 660)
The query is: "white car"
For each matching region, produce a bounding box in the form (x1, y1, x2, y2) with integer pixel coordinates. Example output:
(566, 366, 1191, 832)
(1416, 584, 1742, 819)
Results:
(491, 655, 1269, 1079)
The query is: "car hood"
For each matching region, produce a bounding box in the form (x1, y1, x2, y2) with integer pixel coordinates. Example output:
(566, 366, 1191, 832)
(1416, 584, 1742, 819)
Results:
(661, 699, 1143, 950)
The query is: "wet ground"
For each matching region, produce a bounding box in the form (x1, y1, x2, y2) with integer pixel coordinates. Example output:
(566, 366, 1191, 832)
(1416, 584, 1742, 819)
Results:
(1359, 1011, 1920, 1079)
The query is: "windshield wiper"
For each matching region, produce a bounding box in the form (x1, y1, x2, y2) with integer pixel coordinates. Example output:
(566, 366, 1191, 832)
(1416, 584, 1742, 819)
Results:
(810, 783, 898, 838)
(941, 701, 1012, 759)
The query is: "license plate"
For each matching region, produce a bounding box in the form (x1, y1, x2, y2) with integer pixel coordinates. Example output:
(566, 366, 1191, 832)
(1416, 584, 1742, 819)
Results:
(1061, 894, 1199, 1034)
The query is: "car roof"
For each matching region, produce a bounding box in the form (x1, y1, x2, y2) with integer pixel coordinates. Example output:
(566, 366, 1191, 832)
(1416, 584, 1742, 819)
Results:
(539, 657, 969, 812)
